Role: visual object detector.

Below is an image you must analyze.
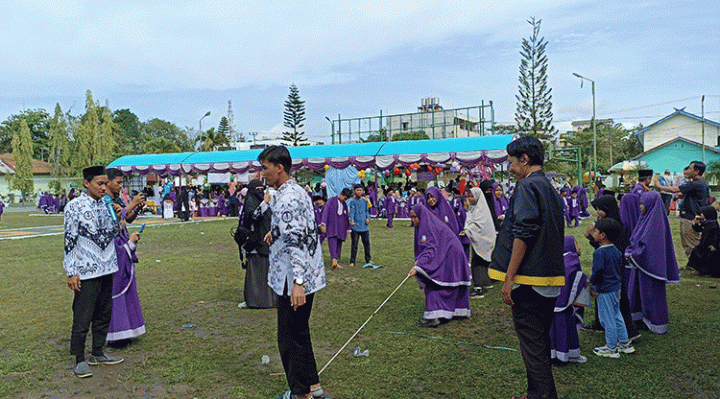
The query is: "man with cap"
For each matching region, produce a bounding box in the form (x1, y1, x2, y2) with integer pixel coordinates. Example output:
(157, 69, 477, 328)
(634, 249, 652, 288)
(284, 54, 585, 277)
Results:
(631, 169, 653, 195)
(63, 166, 123, 378)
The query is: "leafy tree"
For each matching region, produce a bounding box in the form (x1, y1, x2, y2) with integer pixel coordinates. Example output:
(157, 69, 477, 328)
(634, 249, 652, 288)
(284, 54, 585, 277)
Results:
(141, 119, 193, 152)
(144, 137, 181, 154)
(391, 131, 429, 141)
(362, 128, 389, 142)
(113, 109, 142, 155)
(48, 103, 70, 176)
(564, 122, 643, 172)
(10, 120, 35, 198)
(282, 84, 308, 146)
(0, 109, 51, 159)
(515, 17, 556, 142)
(195, 127, 231, 151)
(493, 124, 520, 136)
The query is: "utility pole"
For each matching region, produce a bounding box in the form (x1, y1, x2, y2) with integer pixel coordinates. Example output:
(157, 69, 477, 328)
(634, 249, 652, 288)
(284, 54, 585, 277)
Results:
(701, 95, 705, 163)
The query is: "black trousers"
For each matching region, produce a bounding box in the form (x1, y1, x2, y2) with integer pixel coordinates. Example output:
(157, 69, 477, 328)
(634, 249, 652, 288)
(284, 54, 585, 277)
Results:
(470, 250, 493, 288)
(511, 285, 558, 399)
(349, 230, 371, 264)
(70, 274, 113, 361)
(277, 291, 319, 395)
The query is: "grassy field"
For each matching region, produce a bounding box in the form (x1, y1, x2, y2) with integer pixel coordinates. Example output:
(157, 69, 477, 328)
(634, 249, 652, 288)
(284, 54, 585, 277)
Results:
(0, 210, 718, 399)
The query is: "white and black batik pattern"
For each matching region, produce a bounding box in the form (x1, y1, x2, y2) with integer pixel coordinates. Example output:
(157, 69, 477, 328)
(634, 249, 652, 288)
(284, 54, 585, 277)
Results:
(63, 192, 121, 279)
(267, 179, 326, 296)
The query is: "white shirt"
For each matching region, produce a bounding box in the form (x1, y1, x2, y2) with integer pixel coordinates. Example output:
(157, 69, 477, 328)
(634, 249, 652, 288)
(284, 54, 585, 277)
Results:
(267, 179, 326, 296)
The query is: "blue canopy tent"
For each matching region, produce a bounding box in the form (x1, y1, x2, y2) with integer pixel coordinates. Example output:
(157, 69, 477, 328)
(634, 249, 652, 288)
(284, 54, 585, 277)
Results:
(108, 135, 514, 176)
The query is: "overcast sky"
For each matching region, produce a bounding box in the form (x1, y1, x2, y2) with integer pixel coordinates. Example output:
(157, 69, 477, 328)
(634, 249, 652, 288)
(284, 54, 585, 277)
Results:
(1, 0, 718, 143)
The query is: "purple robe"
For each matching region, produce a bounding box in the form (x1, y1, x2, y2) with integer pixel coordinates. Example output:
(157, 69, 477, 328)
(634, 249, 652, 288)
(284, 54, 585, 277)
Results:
(620, 193, 641, 237)
(411, 204, 471, 320)
(491, 183, 509, 219)
(217, 193, 229, 216)
(314, 203, 326, 243)
(425, 186, 459, 235)
(368, 187, 378, 217)
(566, 196, 580, 226)
(550, 236, 588, 362)
(625, 191, 680, 334)
(576, 186, 591, 218)
(320, 196, 350, 240)
(108, 229, 146, 341)
(396, 196, 410, 218)
(383, 195, 396, 228)
(631, 183, 649, 195)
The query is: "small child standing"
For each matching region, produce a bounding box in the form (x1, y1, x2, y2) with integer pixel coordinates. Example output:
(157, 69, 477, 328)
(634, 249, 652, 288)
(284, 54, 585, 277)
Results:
(590, 218, 636, 358)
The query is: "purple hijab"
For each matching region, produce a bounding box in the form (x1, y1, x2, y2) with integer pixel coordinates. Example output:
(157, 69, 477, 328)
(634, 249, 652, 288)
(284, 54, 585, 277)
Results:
(555, 236, 588, 311)
(425, 186, 459, 235)
(491, 182, 509, 218)
(626, 191, 680, 282)
(619, 193, 641, 237)
(412, 204, 470, 286)
(320, 196, 350, 240)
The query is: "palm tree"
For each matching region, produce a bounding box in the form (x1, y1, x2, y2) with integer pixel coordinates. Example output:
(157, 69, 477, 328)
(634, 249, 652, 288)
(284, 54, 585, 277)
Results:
(195, 127, 230, 151)
(143, 137, 181, 154)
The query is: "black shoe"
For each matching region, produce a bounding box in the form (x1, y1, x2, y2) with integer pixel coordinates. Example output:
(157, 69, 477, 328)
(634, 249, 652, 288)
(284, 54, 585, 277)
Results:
(581, 323, 604, 332)
(417, 318, 440, 328)
(469, 288, 485, 298)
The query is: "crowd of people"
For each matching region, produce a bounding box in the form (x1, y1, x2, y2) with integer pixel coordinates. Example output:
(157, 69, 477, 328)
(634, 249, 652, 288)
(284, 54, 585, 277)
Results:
(58, 137, 719, 399)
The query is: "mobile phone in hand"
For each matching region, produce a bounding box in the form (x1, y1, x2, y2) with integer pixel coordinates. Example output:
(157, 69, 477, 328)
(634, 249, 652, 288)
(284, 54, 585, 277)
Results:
(138, 223, 146, 233)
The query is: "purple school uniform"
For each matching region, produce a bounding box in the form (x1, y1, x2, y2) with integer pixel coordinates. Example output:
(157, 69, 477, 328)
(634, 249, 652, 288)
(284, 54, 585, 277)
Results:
(411, 204, 471, 320)
(625, 191, 680, 334)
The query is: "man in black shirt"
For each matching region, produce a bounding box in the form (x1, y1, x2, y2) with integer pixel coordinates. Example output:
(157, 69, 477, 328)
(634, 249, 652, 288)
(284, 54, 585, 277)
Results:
(655, 161, 709, 258)
(490, 136, 565, 399)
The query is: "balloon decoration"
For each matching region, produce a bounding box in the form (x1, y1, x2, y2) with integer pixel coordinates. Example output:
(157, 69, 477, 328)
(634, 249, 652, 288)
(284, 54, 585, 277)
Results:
(392, 167, 401, 176)
(448, 166, 457, 173)
(383, 170, 391, 177)
(324, 165, 329, 172)
(365, 168, 372, 174)
(405, 169, 411, 177)
(434, 167, 442, 175)
(427, 165, 433, 172)
(410, 163, 420, 170)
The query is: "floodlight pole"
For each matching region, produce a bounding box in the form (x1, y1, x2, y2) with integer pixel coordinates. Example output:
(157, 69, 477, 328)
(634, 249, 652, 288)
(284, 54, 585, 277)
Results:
(199, 111, 211, 134)
(573, 73, 596, 181)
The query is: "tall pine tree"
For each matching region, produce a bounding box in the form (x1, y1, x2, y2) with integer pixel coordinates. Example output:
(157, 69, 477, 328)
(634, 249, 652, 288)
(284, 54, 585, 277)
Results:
(515, 17, 556, 142)
(48, 103, 70, 176)
(11, 120, 35, 199)
(282, 84, 308, 146)
(218, 116, 231, 142)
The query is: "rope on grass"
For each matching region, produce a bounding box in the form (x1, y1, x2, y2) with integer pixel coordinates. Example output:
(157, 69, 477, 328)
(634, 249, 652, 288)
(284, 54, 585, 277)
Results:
(388, 331, 519, 352)
(317, 274, 412, 376)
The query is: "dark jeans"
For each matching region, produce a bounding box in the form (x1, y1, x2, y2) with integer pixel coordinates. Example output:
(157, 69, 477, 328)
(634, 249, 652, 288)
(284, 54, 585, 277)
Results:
(661, 193, 672, 215)
(278, 292, 319, 396)
(70, 274, 114, 362)
(350, 230, 371, 263)
(511, 285, 558, 399)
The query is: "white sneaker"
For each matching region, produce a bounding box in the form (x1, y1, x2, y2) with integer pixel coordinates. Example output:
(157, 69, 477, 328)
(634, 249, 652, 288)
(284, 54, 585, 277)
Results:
(593, 345, 620, 358)
(617, 341, 635, 354)
(567, 355, 588, 363)
(238, 302, 247, 308)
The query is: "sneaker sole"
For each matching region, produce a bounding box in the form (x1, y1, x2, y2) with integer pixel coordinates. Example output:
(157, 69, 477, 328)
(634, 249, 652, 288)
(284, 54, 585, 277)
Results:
(74, 371, 93, 378)
(593, 351, 620, 358)
(87, 358, 124, 366)
(618, 347, 636, 354)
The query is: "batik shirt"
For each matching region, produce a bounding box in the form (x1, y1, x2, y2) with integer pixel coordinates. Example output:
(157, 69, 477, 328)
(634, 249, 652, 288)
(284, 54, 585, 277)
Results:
(267, 179, 326, 296)
(63, 192, 121, 279)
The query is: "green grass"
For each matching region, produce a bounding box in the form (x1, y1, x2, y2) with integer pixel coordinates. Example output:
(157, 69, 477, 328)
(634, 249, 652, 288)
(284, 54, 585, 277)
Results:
(1, 211, 718, 398)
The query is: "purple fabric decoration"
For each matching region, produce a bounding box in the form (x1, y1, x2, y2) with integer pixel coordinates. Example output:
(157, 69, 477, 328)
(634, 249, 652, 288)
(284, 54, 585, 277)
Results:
(550, 236, 587, 361)
(320, 196, 350, 240)
(424, 186, 459, 235)
(631, 183, 649, 195)
(626, 191, 679, 283)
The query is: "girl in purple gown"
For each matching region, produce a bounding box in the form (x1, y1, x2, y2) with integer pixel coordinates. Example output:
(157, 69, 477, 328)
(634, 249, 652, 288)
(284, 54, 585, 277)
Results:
(491, 183, 509, 224)
(108, 222, 145, 342)
(409, 204, 471, 327)
(424, 186, 459, 235)
(550, 236, 589, 363)
(625, 191, 680, 334)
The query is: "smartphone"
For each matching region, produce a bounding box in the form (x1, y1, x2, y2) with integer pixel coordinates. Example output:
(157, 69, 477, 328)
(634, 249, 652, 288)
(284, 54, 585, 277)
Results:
(138, 223, 146, 233)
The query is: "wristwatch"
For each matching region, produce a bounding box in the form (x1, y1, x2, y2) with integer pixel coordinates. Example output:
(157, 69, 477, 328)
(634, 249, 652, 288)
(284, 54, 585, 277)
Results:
(294, 277, 304, 286)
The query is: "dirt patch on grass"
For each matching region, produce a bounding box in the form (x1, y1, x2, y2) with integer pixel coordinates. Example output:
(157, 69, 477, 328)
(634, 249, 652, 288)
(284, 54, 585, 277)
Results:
(668, 372, 720, 399)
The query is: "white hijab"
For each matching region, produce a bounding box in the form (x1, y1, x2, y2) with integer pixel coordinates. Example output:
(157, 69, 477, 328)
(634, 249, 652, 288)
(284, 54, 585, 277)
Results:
(464, 187, 496, 261)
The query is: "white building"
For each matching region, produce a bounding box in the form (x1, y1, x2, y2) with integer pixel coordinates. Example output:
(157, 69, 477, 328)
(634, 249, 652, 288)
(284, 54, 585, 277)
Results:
(385, 98, 484, 139)
(635, 108, 720, 151)
(230, 138, 323, 151)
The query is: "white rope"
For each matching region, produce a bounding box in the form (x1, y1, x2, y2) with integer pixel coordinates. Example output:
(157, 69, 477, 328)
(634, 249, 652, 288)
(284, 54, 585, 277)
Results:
(318, 273, 411, 376)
